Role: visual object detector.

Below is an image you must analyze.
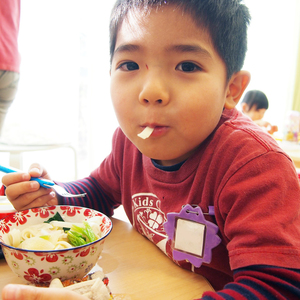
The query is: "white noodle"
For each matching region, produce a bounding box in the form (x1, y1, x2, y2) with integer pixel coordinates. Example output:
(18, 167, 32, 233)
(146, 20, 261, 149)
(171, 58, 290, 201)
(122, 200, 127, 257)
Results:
(4, 217, 103, 250)
(137, 126, 154, 139)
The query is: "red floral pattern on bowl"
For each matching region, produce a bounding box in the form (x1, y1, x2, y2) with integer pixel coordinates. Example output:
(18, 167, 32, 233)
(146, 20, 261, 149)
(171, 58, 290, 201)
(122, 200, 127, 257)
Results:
(0, 205, 112, 285)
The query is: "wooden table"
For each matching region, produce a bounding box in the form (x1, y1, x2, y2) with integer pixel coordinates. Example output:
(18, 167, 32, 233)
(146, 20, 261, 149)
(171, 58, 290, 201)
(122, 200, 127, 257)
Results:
(277, 141, 300, 168)
(0, 218, 214, 300)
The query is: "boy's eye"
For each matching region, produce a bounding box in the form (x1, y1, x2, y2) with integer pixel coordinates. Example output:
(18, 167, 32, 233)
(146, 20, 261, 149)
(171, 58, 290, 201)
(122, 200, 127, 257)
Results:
(118, 61, 139, 71)
(176, 62, 201, 72)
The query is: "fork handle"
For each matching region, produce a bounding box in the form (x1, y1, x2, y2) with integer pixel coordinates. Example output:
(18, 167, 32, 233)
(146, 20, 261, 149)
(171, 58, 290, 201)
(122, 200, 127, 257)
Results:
(30, 177, 55, 188)
(0, 165, 55, 188)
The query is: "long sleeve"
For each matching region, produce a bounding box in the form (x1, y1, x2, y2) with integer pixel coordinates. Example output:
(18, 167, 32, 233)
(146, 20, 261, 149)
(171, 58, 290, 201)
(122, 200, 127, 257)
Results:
(55, 176, 119, 217)
(200, 265, 300, 300)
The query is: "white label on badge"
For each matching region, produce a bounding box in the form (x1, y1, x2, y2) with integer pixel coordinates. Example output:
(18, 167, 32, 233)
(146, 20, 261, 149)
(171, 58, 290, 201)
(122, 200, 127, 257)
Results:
(174, 218, 206, 257)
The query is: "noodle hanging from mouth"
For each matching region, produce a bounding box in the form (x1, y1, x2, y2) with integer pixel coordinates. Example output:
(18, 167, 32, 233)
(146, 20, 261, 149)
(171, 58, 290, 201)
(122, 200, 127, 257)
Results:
(137, 126, 154, 139)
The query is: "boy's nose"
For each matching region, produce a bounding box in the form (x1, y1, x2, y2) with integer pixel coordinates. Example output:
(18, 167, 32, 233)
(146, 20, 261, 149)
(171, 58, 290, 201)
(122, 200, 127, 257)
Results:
(138, 74, 170, 106)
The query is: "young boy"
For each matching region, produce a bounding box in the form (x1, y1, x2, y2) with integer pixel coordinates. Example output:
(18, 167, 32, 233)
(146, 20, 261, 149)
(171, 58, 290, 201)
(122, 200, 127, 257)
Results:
(2, 0, 300, 299)
(241, 90, 278, 134)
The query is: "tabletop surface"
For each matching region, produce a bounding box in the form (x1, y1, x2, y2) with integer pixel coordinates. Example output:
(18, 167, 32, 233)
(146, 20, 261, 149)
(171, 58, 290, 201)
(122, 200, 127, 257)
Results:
(0, 218, 214, 300)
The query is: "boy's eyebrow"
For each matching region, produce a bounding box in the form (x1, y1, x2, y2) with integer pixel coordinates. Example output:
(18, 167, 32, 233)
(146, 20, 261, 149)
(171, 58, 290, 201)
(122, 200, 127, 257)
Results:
(167, 44, 212, 59)
(113, 43, 212, 59)
(113, 44, 140, 56)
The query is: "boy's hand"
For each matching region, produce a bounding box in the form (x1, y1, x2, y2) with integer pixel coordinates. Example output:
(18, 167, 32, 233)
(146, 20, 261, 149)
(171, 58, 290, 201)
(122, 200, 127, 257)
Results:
(1, 163, 58, 211)
(2, 284, 88, 300)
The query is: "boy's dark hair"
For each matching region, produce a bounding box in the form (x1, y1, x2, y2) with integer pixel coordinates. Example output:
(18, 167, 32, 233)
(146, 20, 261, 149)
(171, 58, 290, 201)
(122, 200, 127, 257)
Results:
(242, 90, 269, 110)
(109, 0, 251, 80)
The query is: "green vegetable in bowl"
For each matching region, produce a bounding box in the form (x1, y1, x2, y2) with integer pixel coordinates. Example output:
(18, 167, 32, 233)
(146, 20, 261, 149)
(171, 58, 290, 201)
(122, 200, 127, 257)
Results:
(43, 212, 99, 247)
(44, 212, 64, 223)
(67, 231, 86, 246)
(67, 222, 97, 246)
(44, 212, 69, 231)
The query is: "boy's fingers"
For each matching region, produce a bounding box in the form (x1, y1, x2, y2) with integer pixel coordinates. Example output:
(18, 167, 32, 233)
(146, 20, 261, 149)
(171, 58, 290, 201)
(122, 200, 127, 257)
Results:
(15, 192, 57, 211)
(28, 164, 43, 177)
(5, 181, 40, 200)
(1, 172, 30, 187)
(7, 188, 57, 211)
(28, 163, 51, 180)
(2, 284, 88, 300)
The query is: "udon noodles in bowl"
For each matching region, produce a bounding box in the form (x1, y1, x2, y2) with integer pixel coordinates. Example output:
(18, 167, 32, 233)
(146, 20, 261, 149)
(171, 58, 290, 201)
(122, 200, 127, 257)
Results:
(0, 205, 112, 285)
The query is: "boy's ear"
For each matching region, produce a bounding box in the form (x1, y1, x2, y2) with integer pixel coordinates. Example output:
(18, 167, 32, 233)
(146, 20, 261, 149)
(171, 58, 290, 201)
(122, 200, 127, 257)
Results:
(241, 102, 249, 113)
(224, 71, 251, 109)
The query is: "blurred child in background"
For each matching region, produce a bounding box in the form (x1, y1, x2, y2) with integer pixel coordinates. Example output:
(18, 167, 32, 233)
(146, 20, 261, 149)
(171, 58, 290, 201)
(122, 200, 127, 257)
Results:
(241, 90, 278, 134)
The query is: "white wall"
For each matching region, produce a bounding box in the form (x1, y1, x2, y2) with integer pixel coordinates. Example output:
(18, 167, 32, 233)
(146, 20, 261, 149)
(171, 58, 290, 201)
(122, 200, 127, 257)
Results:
(2, 1, 116, 179)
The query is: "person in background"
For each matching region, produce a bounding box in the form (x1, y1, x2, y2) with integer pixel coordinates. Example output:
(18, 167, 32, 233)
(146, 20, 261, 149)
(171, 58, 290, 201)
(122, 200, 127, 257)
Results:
(0, 0, 21, 137)
(241, 89, 278, 134)
(2, 0, 300, 299)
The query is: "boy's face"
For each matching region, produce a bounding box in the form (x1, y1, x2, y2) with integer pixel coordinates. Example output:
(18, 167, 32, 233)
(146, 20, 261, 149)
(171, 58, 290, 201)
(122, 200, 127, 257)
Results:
(243, 104, 266, 121)
(110, 6, 233, 166)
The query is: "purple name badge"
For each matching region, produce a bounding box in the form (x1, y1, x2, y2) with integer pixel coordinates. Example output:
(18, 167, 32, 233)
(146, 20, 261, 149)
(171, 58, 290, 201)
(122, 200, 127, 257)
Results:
(164, 204, 221, 268)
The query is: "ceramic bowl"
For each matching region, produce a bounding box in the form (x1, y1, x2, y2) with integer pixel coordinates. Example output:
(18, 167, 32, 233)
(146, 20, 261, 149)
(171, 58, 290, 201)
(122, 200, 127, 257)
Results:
(0, 205, 112, 285)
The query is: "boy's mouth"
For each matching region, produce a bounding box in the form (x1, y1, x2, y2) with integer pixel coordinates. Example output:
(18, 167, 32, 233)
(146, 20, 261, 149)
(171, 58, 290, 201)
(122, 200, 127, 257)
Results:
(138, 125, 169, 139)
